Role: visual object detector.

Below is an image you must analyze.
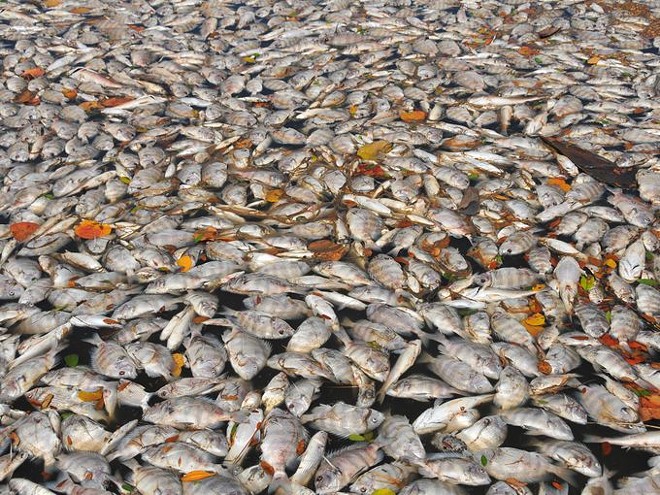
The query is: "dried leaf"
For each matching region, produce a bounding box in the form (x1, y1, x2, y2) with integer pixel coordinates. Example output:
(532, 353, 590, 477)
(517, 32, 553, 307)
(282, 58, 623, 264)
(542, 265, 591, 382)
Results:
(172, 353, 185, 377)
(21, 67, 45, 80)
(541, 137, 638, 188)
(10, 222, 40, 241)
(599, 334, 619, 347)
(62, 88, 78, 100)
(524, 313, 546, 326)
(77, 388, 104, 402)
(176, 255, 193, 272)
(181, 471, 216, 482)
(74, 220, 112, 239)
(265, 189, 285, 203)
(356, 163, 389, 178)
(357, 141, 392, 161)
(522, 321, 544, 336)
(99, 96, 135, 108)
(193, 227, 217, 243)
(70, 6, 91, 14)
(587, 55, 601, 65)
(79, 101, 102, 112)
(547, 177, 571, 192)
(537, 26, 561, 38)
(15, 89, 40, 105)
(44, 0, 62, 7)
(399, 110, 427, 123)
(308, 240, 349, 261)
(518, 45, 540, 57)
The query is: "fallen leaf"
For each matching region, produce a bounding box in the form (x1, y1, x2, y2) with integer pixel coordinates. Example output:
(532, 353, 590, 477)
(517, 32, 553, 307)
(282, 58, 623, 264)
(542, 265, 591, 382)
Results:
(598, 334, 618, 347)
(70, 6, 91, 14)
(525, 313, 546, 326)
(14, 89, 40, 105)
(77, 388, 104, 402)
(44, 0, 62, 7)
(193, 227, 217, 243)
(587, 55, 601, 65)
(62, 88, 77, 100)
(265, 189, 285, 202)
(64, 354, 79, 367)
(176, 255, 193, 272)
(399, 109, 427, 123)
(308, 240, 349, 261)
(21, 67, 45, 80)
(522, 321, 544, 336)
(371, 489, 397, 495)
(356, 162, 389, 178)
(172, 353, 185, 377)
(357, 140, 392, 161)
(181, 471, 216, 482)
(537, 26, 561, 38)
(541, 137, 638, 188)
(10, 222, 40, 241)
(74, 220, 112, 239)
(518, 45, 540, 57)
(79, 101, 102, 112)
(99, 96, 135, 107)
(547, 177, 571, 192)
(601, 442, 612, 456)
(537, 360, 553, 375)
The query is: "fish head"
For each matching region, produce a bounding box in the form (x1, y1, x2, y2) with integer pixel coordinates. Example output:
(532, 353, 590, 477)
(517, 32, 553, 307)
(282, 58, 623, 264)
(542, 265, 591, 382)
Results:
(314, 466, 343, 494)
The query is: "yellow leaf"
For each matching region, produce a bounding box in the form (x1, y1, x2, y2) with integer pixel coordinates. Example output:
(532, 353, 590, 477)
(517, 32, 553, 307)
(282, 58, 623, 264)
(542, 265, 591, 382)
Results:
(524, 313, 546, 326)
(357, 141, 392, 161)
(371, 489, 396, 495)
(532, 284, 546, 291)
(399, 109, 427, 123)
(172, 353, 185, 377)
(44, 0, 62, 7)
(523, 321, 544, 337)
(587, 55, 601, 65)
(265, 189, 284, 203)
(181, 471, 216, 482)
(78, 388, 104, 402)
(604, 258, 617, 269)
(177, 255, 193, 272)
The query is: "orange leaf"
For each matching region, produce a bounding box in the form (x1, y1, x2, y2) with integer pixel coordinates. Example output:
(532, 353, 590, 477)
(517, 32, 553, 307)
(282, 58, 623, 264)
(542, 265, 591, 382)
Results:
(629, 341, 648, 352)
(193, 316, 210, 324)
(522, 321, 544, 336)
(399, 110, 427, 123)
(193, 227, 218, 243)
(547, 177, 571, 192)
(74, 220, 112, 239)
(587, 55, 601, 65)
(21, 67, 45, 80)
(10, 222, 40, 241)
(15, 89, 40, 105)
(601, 442, 612, 456)
(599, 334, 618, 347)
(44, 0, 62, 7)
(176, 255, 193, 272)
(62, 88, 78, 100)
(537, 360, 552, 375)
(181, 471, 216, 482)
(99, 96, 135, 108)
(69, 6, 91, 13)
(524, 313, 546, 326)
(518, 45, 540, 57)
(79, 101, 102, 112)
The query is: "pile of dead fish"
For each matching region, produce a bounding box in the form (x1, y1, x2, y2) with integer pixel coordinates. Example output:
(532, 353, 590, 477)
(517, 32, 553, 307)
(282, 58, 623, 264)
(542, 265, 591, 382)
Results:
(1, 0, 660, 493)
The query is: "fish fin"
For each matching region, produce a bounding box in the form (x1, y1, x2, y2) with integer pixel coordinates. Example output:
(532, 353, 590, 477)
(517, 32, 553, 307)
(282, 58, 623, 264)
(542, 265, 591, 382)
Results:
(549, 464, 579, 487)
(268, 470, 291, 495)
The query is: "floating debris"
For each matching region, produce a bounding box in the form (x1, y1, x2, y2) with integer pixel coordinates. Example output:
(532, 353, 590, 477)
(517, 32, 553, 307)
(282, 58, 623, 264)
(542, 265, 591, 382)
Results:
(0, 0, 659, 494)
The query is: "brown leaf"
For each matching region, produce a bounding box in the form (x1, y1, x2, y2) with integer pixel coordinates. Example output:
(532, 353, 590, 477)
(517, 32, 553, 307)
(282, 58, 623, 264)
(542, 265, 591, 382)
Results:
(537, 26, 561, 38)
(99, 96, 135, 107)
(540, 137, 638, 188)
(14, 89, 40, 105)
(308, 240, 349, 261)
(518, 45, 540, 57)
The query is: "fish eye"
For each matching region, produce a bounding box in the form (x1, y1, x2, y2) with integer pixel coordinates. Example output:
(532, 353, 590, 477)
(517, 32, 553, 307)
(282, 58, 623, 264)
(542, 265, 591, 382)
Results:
(360, 488, 367, 493)
(119, 371, 125, 376)
(316, 476, 323, 483)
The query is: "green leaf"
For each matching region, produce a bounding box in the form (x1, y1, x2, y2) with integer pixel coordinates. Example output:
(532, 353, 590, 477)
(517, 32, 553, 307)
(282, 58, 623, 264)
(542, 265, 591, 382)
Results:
(534, 56, 543, 64)
(42, 192, 55, 200)
(646, 251, 654, 262)
(638, 279, 658, 287)
(371, 489, 396, 495)
(348, 434, 366, 442)
(579, 275, 595, 292)
(480, 454, 488, 466)
(64, 354, 79, 367)
(60, 411, 73, 420)
(121, 483, 135, 493)
(468, 172, 480, 181)
(634, 388, 652, 397)
(119, 176, 131, 184)
(363, 431, 375, 442)
(605, 311, 612, 323)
